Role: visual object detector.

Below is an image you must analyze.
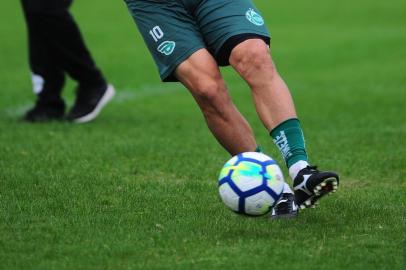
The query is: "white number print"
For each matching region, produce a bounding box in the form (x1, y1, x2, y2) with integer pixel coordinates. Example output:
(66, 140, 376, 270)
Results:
(149, 26, 164, 42)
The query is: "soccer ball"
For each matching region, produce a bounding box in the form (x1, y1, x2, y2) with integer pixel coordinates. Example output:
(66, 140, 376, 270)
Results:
(218, 152, 285, 216)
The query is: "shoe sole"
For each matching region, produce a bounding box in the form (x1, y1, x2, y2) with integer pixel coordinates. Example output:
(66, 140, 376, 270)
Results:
(299, 177, 338, 209)
(73, 84, 116, 123)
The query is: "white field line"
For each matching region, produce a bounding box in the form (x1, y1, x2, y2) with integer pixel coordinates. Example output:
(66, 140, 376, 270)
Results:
(114, 83, 184, 103)
(3, 103, 32, 118)
(2, 83, 185, 117)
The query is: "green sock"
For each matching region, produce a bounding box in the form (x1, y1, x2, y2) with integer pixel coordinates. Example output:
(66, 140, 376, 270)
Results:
(270, 118, 308, 168)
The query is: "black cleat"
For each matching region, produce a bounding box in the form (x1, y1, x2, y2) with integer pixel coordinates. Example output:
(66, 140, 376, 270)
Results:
(67, 84, 115, 123)
(293, 166, 339, 209)
(24, 100, 65, 122)
(271, 193, 298, 219)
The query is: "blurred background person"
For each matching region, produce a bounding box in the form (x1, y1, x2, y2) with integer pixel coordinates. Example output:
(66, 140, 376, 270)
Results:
(21, 0, 115, 123)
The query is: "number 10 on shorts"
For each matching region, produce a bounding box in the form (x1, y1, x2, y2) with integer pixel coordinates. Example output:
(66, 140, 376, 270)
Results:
(149, 26, 164, 42)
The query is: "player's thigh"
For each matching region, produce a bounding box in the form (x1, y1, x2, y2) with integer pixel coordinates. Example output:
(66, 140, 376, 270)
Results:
(175, 48, 224, 99)
(196, 0, 270, 65)
(125, 0, 206, 82)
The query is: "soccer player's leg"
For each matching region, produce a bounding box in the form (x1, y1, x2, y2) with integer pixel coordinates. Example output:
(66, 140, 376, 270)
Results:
(175, 49, 257, 155)
(125, 0, 257, 155)
(193, 0, 296, 215)
(194, 0, 339, 209)
(229, 40, 339, 209)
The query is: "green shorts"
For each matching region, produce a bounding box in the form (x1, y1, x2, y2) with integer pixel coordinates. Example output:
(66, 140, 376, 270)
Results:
(125, 0, 270, 82)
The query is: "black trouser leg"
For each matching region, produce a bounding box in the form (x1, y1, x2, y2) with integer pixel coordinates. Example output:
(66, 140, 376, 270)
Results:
(21, 0, 106, 104)
(21, 0, 66, 104)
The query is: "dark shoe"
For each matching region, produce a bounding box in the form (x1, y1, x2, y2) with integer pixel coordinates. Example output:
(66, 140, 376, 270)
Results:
(24, 100, 65, 122)
(67, 84, 115, 123)
(271, 193, 298, 219)
(293, 166, 339, 209)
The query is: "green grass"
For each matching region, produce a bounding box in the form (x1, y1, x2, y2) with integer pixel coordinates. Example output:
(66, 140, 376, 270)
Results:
(1, 0, 405, 269)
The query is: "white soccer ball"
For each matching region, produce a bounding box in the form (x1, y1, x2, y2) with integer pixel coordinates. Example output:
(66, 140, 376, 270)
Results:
(218, 152, 285, 216)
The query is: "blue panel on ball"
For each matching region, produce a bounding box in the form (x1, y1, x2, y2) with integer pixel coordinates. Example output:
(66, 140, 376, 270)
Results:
(236, 153, 245, 163)
(262, 160, 277, 166)
(264, 186, 282, 202)
(238, 197, 245, 213)
(242, 185, 267, 197)
(218, 169, 234, 186)
(235, 157, 276, 167)
(225, 176, 243, 197)
(218, 178, 228, 187)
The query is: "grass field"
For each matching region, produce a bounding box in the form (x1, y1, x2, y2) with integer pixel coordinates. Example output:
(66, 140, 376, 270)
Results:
(1, 0, 405, 269)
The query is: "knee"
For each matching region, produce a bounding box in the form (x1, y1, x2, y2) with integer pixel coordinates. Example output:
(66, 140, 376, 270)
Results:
(192, 78, 226, 105)
(230, 39, 276, 79)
